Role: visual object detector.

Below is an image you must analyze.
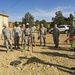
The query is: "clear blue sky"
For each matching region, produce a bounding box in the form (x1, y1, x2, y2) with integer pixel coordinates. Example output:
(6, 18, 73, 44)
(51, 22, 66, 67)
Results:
(0, 0, 75, 22)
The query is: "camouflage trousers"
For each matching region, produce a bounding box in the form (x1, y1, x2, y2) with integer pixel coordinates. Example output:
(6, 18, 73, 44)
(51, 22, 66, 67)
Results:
(5, 38, 12, 50)
(40, 35, 46, 46)
(22, 36, 31, 50)
(32, 33, 36, 44)
(53, 37, 59, 47)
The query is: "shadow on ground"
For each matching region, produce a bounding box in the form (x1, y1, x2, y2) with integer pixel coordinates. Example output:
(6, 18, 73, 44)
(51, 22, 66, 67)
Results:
(0, 45, 6, 48)
(0, 49, 7, 52)
(19, 56, 74, 74)
(10, 60, 21, 66)
(42, 46, 74, 52)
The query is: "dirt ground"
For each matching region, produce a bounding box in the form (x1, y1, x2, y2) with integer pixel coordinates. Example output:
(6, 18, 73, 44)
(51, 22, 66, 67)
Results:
(0, 33, 75, 75)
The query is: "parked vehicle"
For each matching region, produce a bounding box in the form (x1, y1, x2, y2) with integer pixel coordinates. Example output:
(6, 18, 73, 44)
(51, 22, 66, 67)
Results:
(48, 28, 53, 33)
(58, 25, 70, 34)
(48, 25, 70, 34)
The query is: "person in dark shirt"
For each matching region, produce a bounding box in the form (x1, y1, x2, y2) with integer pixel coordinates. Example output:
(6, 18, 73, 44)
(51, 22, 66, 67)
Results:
(67, 22, 75, 50)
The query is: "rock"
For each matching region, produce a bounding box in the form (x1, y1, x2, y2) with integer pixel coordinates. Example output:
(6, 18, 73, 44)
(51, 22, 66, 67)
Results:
(31, 67, 35, 70)
(51, 65, 55, 69)
(47, 65, 50, 68)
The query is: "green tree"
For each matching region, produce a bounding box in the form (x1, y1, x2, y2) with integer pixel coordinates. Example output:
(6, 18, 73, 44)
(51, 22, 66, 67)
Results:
(35, 20, 40, 26)
(69, 14, 73, 24)
(50, 22, 55, 27)
(64, 14, 73, 25)
(18, 21, 22, 24)
(52, 11, 65, 25)
(13, 21, 18, 26)
(52, 11, 74, 25)
(22, 12, 34, 25)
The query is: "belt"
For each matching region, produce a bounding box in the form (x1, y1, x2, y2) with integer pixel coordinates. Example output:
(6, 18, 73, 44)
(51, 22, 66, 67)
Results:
(25, 35, 29, 36)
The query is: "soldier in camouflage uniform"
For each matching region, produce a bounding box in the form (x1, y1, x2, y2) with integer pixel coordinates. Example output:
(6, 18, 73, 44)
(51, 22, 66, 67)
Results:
(52, 24, 60, 49)
(38, 24, 47, 46)
(23, 23, 31, 51)
(12, 23, 21, 49)
(31, 23, 36, 46)
(21, 24, 26, 50)
(2, 24, 13, 52)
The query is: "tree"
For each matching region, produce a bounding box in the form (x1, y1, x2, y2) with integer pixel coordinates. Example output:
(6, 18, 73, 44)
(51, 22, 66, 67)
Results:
(64, 14, 73, 25)
(22, 12, 34, 25)
(18, 21, 22, 24)
(52, 11, 65, 25)
(35, 20, 40, 26)
(13, 21, 18, 26)
(50, 22, 55, 27)
(52, 11, 74, 25)
(69, 14, 73, 24)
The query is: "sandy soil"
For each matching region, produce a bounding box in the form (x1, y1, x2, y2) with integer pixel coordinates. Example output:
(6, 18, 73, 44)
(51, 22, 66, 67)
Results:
(0, 33, 75, 75)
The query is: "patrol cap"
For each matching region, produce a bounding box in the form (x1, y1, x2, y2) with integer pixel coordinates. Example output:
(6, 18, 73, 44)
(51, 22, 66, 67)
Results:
(3, 23, 7, 27)
(54, 24, 57, 27)
(41, 23, 43, 26)
(26, 23, 29, 25)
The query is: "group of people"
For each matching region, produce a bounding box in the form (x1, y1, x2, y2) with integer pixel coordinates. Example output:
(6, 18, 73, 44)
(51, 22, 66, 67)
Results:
(2, 21, 75, 53)
(52, 22, 75, 50)
(1, 23, 47, 52)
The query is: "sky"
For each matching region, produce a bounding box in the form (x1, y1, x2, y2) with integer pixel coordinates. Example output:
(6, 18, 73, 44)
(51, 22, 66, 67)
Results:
(0, 0, 75, 22)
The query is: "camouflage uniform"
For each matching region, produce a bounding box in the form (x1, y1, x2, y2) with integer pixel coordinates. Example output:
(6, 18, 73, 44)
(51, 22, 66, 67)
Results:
(2, 24, 12, 52)
(52, 26, 60, 48)
(38, 24, 47, 46)
(21, 24, 26, 48)
(31, 25, 36, 46)
(23, 23, 31, 50)
(12, 25, 21, 49)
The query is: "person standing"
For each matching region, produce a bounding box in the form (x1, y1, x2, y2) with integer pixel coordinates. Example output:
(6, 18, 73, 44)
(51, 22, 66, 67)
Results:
(52, 24, 60, 49)
(31, 23, 36, 46)
(23, 23, 31, 51)
(38, 23, 47, 46)
(67, 22, 75, 49)
(12, 23, 21, 49)
(21, 24, 26, 50)
(2, 24, 13, 52)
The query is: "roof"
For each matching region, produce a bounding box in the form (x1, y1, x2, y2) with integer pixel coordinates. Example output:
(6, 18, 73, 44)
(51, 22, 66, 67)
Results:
(0, 13, 9, 17)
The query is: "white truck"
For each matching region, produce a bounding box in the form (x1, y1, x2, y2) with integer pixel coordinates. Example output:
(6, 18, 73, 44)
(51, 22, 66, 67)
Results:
(49, 25, 70, 34)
